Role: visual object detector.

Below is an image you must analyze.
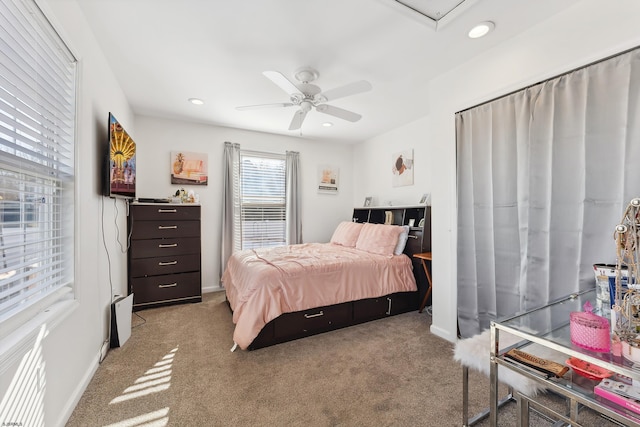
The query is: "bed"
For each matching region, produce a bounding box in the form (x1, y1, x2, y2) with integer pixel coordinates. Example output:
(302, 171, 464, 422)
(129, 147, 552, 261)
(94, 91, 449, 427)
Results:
(222, 220, 427, 350)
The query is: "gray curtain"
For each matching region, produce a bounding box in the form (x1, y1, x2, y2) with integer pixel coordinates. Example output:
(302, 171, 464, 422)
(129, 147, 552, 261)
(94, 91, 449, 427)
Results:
(286, 150, 302, 244)
(456, 47, 640, 338)
(220, 142, 241, 280)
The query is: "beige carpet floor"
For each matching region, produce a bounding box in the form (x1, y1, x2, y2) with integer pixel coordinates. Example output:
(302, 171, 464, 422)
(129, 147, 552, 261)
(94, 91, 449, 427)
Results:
(66, 292, 622, 427)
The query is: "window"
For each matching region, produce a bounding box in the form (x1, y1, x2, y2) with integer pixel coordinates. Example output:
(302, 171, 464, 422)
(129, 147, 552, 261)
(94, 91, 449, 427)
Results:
(0, 0, 76, 334)
(239, 152, 286, 250)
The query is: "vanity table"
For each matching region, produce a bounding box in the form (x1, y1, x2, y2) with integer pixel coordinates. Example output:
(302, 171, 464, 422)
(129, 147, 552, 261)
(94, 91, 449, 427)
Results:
(490, 288, 640, 426)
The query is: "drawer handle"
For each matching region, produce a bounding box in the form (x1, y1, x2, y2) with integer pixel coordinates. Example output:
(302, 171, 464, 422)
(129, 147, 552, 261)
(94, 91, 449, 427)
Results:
(159, 283, 178, 288)
(158, 260, 178, 266)
(158, 243, 178, 248)
(158, 225, 178, 230)
(408, 235, 418, 239)
(386, 297, 392, 315)
(158, 209, 177, 213)
(304, 311, 324, 319)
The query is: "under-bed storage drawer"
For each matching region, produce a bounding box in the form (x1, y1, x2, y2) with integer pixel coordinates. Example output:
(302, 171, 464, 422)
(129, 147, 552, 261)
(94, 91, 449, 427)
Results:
(273, 302, 352, 339)
(353, 292, 418, 322)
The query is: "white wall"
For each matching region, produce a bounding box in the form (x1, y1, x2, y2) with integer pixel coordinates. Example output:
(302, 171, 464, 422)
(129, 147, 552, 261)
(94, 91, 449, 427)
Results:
(353, 116, 432, 207)
(426, 0, 640, 342)
(0, 0, 134, 426)
(134, 116, 355, 291)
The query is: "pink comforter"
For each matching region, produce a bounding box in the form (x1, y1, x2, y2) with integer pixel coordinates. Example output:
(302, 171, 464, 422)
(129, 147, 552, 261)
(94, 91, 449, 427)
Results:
(222, 242, 417, 349)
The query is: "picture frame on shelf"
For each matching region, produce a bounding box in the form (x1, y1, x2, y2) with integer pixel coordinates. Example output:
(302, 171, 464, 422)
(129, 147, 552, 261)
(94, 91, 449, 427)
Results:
(419, 193, 431, 205)
(364, 196, 372, 207)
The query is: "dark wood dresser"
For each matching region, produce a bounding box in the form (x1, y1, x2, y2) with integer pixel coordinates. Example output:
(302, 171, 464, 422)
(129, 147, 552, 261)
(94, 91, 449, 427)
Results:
(127, 203, 202, 311)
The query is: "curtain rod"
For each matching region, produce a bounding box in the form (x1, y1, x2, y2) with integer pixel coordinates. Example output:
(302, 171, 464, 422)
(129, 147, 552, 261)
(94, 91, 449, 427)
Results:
(456, 44, 640, 115)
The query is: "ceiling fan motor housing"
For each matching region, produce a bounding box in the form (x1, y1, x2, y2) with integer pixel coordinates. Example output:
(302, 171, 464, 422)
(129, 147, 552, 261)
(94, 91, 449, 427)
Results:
(294, 67, 319, 83)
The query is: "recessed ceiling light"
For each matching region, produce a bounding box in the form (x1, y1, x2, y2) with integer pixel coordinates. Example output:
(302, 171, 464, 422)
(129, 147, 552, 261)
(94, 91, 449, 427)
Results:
(468, 21, 495, 39)
(188, 98, 205, 105)
(322, 122, 333, 127)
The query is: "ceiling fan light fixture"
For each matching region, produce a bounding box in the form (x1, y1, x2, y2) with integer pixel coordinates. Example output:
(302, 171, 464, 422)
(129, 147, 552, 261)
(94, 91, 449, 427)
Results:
(468, 21, 495, 39)
(300, 100, 313, 113)
(188, 97, 205, 105)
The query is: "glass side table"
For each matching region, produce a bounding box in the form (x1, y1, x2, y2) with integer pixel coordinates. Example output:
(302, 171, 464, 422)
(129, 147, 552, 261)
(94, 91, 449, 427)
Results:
(490, 288, 640, 426)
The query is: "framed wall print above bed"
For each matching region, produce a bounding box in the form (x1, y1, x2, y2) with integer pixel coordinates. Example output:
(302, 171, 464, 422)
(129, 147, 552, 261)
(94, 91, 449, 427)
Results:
(318, 165, 339, 194)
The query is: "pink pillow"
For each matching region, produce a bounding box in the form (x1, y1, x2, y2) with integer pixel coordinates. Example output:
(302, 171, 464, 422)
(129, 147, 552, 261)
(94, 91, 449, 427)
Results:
(330, 221, 364, 247)
(355, 223, 405, 256)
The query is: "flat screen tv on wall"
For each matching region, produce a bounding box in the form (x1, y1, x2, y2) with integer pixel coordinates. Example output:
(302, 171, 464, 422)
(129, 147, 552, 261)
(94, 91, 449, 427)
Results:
(104, 112, 136, 199)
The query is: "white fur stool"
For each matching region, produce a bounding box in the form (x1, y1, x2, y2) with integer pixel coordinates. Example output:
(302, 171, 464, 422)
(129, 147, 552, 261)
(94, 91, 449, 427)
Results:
(453, 329, 546, 426)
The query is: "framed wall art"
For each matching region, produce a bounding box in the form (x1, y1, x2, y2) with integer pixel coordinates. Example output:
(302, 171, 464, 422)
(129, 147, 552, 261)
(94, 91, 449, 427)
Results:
(171, 151, 208, 185)
(318, 165, 339, 194)
(392, 149, 414, 187)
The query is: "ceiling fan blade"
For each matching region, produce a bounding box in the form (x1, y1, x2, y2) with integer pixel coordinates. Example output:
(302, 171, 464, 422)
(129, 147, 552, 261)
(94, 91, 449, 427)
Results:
(315, 104, 362, 122)
(319, 80, 372, 102)
(236, 102, 293, 111)
(263, 71, 301, 96)
(288, 109, 308, 130)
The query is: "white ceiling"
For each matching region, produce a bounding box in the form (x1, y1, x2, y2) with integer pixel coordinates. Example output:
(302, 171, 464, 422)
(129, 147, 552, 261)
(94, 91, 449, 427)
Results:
(77, 0, 582, 143)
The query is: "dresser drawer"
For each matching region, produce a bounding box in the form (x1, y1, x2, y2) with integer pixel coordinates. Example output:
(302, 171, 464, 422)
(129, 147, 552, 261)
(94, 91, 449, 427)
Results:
(131, 271, 201, 306)
(273, 302, 352, 339)
(130, 220, 200, 240)
(131, 204, 200, 221)
(130, 253, 201, 277)
(129, 237, 200, 259)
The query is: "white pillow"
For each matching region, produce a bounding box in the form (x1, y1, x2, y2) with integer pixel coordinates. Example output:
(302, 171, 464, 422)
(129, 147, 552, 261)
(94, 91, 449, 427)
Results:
(394, 225, 410, 255)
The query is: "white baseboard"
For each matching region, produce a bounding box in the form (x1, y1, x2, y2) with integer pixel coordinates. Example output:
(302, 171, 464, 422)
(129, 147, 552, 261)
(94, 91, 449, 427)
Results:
(430, 324, 457, 343)
(202, 284, 223, 294)
(56, 352, 100, 427)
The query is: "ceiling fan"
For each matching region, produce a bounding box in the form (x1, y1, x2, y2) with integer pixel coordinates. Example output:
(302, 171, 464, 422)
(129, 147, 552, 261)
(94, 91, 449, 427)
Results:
(236, 67, 372, 131)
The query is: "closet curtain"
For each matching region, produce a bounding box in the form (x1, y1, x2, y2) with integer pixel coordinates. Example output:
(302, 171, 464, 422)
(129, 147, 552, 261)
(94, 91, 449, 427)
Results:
(285, 150, 302, 244)
(456, 47, 640, 338)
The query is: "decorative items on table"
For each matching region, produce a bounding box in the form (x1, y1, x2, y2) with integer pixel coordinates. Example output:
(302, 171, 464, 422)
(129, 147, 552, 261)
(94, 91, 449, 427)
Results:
(565, 357, 613, 380)
(570, 300, 610, 352)
(595, 378, 640, 416)
(611, 198, 640, 363)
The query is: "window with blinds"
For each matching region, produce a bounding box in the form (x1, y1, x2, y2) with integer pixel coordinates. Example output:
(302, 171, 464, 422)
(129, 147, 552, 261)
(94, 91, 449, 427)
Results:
(240, 152, 286, 250)
(0, 0, 77, 331)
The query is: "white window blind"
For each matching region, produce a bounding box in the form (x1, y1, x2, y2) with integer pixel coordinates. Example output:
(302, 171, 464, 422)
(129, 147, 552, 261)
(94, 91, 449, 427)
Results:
(0, 0, 76, 330)
(240, 152, 286, 249)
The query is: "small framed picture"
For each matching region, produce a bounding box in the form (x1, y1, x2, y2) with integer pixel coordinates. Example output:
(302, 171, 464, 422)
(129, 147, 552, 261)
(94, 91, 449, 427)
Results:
(408, 219, 415, 227)
(364, 196, 372, 207)
(419, 193, 430, 205)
